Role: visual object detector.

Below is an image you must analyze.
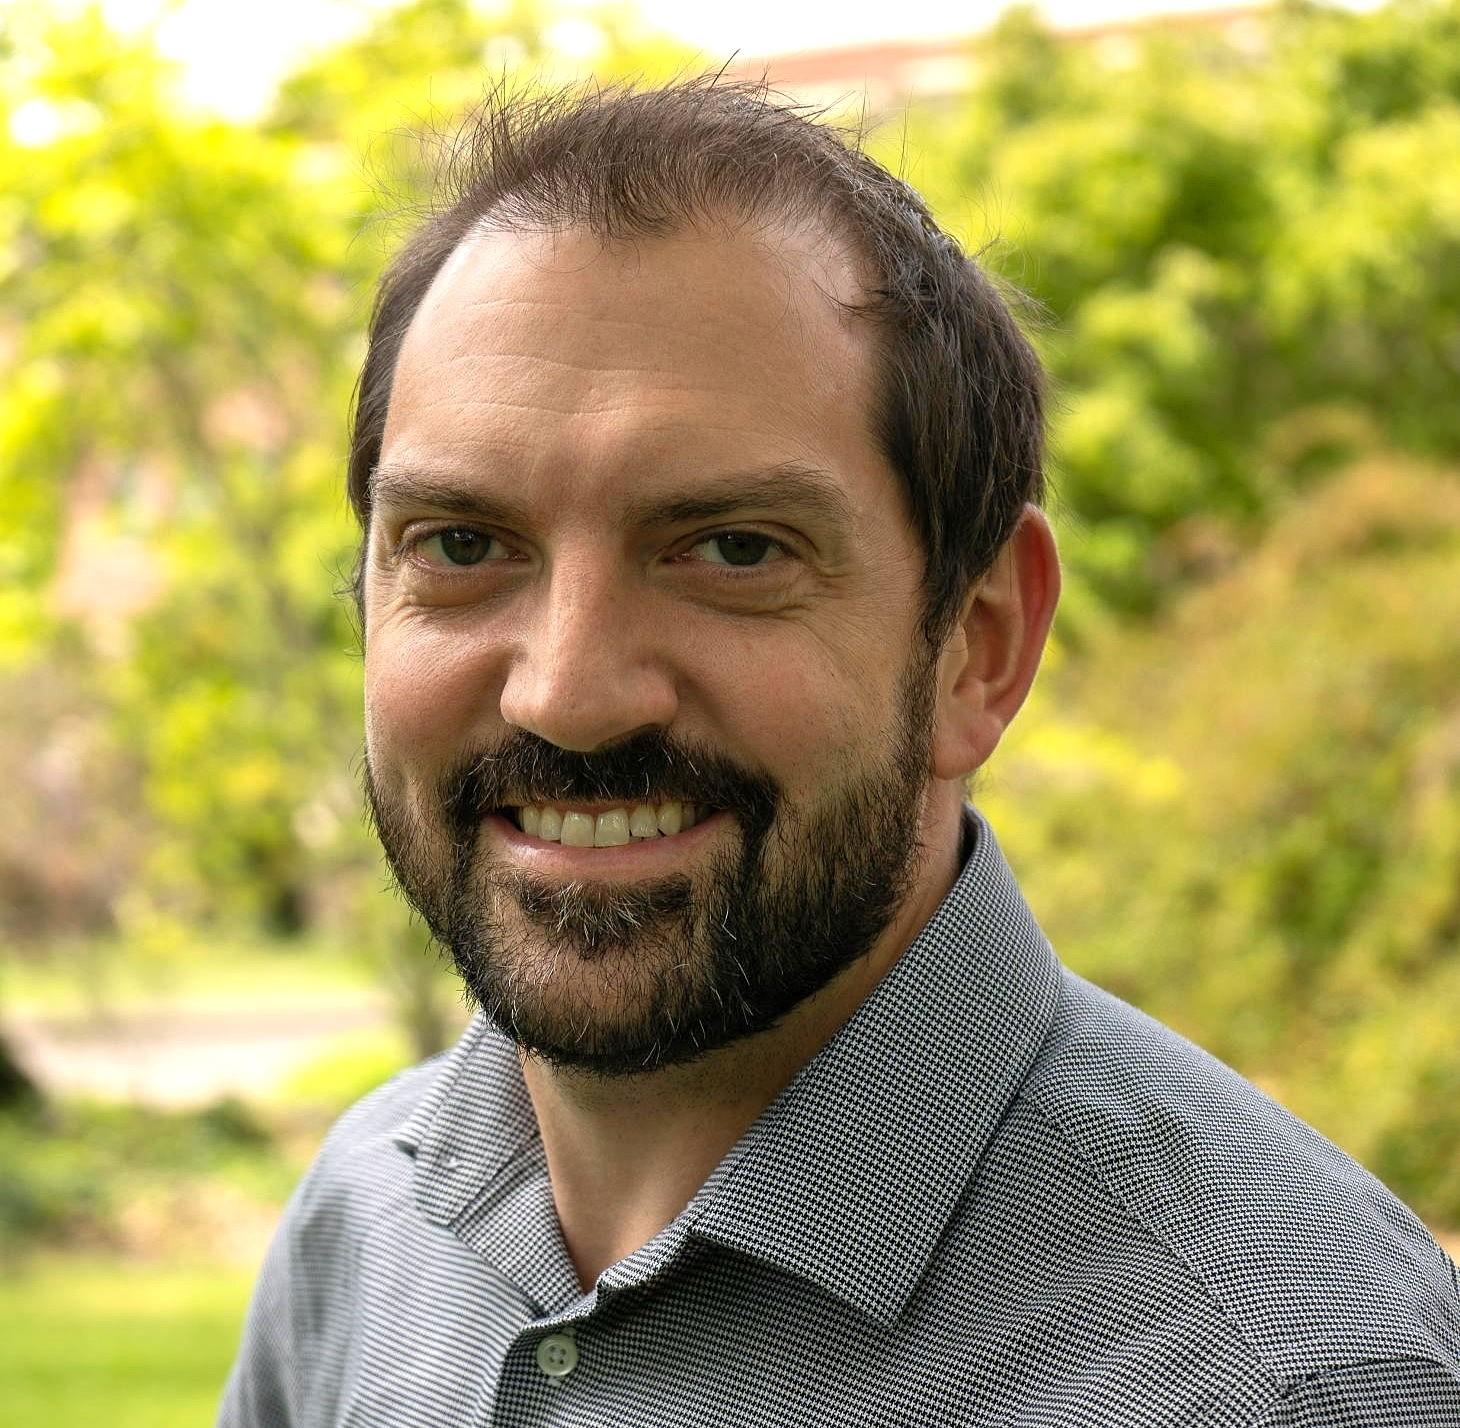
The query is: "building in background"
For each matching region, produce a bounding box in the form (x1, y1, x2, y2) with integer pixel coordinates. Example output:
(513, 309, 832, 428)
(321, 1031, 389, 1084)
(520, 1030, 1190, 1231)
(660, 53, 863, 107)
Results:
(726, 3, 1270, 112)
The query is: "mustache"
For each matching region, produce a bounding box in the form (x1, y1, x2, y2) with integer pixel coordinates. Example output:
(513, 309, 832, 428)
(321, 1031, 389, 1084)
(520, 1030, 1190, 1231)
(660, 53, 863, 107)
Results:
(437, 728, 779, 841)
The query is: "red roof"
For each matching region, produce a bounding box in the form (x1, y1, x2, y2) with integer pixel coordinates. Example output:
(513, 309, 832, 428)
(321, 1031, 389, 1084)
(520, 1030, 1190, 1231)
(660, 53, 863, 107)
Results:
(723, 5, 1272, 108)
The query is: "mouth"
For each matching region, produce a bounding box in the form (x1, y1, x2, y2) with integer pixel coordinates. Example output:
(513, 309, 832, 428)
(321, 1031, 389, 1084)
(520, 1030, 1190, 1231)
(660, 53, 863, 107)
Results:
(497, 799, 715, 849)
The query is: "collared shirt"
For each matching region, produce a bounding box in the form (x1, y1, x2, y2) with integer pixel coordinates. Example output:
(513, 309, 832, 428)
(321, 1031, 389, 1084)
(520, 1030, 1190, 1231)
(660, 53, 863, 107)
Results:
(219, 810, 1460, 1426)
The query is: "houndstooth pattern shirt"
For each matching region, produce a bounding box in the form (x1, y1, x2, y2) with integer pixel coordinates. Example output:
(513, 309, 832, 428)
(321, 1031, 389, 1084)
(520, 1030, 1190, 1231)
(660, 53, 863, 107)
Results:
(219, 810, 1460, 1426)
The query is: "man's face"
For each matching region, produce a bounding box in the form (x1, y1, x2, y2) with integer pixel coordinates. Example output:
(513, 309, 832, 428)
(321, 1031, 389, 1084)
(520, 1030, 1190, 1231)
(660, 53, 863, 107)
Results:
(363, 217, 945, 1076)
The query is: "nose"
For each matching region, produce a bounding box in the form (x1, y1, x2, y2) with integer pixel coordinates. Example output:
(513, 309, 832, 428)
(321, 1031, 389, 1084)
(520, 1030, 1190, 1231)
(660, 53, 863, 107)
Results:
(498, 558, 679, 753)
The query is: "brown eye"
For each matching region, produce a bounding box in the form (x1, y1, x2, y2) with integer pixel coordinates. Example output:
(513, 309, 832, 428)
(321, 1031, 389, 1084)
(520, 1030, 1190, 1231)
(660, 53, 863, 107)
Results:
(694, 532, 784, 567)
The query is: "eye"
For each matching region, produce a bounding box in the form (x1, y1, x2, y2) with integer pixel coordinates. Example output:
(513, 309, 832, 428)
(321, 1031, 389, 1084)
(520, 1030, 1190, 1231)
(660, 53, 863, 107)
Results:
(688, 531, 785, 568)
(416, 527, 513, 567)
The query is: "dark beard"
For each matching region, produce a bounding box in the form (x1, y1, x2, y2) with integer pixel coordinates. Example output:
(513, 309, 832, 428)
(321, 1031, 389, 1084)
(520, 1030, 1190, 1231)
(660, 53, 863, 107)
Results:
(364, 655, 934, 1078)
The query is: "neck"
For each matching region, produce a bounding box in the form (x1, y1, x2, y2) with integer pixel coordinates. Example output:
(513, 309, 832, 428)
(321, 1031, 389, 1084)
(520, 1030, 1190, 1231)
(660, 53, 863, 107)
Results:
(521, 787, 967, 1290)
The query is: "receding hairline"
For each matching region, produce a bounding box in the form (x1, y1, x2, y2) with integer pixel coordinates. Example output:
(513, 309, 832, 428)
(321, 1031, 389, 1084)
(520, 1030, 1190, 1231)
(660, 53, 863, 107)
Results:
(420, 198, 883, 337)
(377, 204, 891, 484)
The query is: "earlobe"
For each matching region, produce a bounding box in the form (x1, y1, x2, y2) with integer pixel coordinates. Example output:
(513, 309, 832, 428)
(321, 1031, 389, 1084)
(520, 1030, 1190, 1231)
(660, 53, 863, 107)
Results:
(930, 505, 1060, 782)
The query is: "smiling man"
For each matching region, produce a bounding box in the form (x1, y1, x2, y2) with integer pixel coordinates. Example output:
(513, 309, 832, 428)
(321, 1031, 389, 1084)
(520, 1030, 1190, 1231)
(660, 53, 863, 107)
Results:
(219, 81, 1460, 1427)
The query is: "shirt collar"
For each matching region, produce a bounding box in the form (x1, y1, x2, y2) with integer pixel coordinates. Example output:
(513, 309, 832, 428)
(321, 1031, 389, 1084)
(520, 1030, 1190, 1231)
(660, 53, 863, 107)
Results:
(394, 807, 1061, 1326)
(685, 807, 1061, 1325)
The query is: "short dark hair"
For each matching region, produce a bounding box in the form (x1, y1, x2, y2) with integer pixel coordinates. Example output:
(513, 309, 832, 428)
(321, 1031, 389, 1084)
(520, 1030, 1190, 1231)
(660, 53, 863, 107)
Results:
(348, 75, 1046, 645)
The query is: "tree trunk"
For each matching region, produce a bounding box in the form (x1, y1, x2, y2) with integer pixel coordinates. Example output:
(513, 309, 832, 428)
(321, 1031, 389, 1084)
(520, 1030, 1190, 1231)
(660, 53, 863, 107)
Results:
(0, 1028, 43, 1112)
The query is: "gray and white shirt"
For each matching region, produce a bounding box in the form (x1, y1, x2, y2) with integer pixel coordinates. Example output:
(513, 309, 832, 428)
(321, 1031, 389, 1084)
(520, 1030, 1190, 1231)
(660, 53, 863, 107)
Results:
(219, 810, 1460, 1426)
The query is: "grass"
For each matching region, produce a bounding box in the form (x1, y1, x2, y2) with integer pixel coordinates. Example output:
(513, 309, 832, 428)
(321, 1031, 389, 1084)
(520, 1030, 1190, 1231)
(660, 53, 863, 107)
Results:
(0, 1254, 255, 1427)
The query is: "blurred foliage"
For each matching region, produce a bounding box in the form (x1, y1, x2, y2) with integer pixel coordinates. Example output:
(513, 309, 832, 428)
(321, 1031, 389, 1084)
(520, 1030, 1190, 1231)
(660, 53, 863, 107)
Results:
(904, 0, 1460, 622)
(982, 459, 1460, 1224)
(0, 1095, 293, 1259)
(0, 0, 1457, 1222)
(2, 1037, 421, 1263)
(273, 1025, 419, 1113)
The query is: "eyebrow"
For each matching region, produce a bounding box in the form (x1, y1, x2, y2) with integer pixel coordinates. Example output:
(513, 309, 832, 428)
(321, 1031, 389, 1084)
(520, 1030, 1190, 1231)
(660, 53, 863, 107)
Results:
(370, 459, 857, 535)
(372, 465, 531, 528)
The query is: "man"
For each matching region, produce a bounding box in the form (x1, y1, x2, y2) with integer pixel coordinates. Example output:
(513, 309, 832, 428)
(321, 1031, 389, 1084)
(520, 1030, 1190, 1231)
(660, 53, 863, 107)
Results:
(220, 80, 1460, 1426)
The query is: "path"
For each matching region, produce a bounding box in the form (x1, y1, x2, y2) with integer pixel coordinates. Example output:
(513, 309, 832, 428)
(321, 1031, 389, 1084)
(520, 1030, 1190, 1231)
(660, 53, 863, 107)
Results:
(4, 1002, 396, 1108)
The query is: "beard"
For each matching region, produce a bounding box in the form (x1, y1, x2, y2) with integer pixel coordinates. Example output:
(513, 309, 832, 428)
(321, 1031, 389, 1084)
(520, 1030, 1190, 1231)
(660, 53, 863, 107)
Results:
(364, 653, 936, 1079)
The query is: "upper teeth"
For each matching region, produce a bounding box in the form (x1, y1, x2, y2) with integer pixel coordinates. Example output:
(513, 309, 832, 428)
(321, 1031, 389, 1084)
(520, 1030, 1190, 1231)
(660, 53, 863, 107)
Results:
(517, 801, 700, 846)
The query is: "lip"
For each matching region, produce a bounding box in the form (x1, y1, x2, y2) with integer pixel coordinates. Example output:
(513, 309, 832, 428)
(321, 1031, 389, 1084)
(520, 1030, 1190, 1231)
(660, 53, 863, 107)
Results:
(485, 808, 729, 878)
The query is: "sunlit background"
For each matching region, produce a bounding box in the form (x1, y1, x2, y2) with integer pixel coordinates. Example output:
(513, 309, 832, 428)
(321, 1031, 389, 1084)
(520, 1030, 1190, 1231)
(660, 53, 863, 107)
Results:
(3, 0, 1458, 1421)
(44, 0, 1342, 118)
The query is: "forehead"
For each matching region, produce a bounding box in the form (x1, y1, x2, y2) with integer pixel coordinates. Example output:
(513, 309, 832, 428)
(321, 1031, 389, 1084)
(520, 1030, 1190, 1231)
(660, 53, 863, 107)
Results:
(378, 218, 900, 524)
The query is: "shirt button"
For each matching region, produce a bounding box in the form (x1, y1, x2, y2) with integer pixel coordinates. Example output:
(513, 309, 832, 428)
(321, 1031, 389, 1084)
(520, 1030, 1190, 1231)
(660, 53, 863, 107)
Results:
(535, 1333, 579, 1378)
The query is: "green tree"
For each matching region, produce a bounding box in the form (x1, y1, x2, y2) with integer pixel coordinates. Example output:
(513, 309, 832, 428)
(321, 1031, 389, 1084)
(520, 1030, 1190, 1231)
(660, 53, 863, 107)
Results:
(900, 0, 1460, 622)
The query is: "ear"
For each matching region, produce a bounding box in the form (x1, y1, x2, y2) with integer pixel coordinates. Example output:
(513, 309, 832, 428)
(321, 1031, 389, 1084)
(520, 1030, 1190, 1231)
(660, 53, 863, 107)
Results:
(930, 504, 1060, 782)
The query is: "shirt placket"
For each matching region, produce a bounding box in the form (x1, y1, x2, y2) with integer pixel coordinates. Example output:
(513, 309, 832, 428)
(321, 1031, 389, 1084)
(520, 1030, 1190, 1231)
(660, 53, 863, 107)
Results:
(487, 1319, 596, 1427)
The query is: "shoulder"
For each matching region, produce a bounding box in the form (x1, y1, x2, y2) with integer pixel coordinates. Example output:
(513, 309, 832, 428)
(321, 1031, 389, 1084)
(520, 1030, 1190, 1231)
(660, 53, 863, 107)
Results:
(1015, 971, 1460, 1386)
(282, 1047, 455, 1241)
(1252, 1357, 1460, 1425)
(217, 1049, 462, 1425)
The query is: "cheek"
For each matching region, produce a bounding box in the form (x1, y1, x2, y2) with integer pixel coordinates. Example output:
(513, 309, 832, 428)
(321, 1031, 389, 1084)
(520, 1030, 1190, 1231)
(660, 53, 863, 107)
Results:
(364, 620, 503, 772)
(706, 632, 897, 789)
